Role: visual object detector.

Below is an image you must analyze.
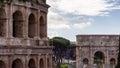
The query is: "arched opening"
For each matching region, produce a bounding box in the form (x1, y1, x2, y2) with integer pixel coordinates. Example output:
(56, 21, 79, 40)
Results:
(28, 59, 36, 68)
(28, 13, 36, 38)
(0, 8, 7, 37)
(82, 58, 88, 68)
(47, 58, 50, 67)
(13, 11, 23, 38)
(83, 58, 89, 64)
(12, 59, 23, 68)
(110, 58, 116, 68)
(0, 60, 6, 68)
(94, 51, 104, 68)
(39, 16, 46, 38)
(39, 58, 44, 68)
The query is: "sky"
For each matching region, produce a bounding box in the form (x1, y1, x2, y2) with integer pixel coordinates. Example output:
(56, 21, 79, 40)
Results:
(47, 0, 120, 41)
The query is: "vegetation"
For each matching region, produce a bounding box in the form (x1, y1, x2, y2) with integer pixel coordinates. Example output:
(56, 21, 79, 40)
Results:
(61, 64, 68, 68)
(0, 0, 4, 5)
(115, 36, 120, 68)
(50, 37, 70, 68)
(66, 43, 76, 60)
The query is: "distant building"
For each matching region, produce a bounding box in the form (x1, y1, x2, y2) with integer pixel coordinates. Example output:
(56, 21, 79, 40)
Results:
(0, 0, 52, 68)
(76, 35, 119, 68)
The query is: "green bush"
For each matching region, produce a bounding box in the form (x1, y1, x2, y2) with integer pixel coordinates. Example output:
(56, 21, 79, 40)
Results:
(61, 64, 68, 68)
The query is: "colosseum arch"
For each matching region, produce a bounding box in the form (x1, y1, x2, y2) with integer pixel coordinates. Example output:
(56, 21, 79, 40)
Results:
(39, 58, 44, 68)
(28, 59, 36, 68)
(0, 8, 7, 37)
(12, 11, 24, 38)
(0, 60, 6, 68)
(94, 51, 105, 68)
(39, 16, 46, 38)
(28, 13, 36, 38)
(110, 58, 116, 68)
(12, 59, 23, 68)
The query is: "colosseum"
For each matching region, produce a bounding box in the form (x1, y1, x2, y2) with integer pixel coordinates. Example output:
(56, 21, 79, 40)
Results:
(76, 35, 119, 68)
(0, 0, 52, 68)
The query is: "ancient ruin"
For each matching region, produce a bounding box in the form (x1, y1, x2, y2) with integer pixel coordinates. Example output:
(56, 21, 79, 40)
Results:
(76, 35, 119, 68)
(0, 0, 52, 68)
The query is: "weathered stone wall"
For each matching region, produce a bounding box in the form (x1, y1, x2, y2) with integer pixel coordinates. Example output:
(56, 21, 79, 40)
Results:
(76, 35, 119, 68)
(0, 0, 52, 68)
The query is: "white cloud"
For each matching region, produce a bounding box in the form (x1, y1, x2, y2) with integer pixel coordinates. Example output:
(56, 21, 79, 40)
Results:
(48, 11, 70, 29)
(47, 0, 119, 16)
(48, 31, 59, 38)
(73, 22, 92, 29)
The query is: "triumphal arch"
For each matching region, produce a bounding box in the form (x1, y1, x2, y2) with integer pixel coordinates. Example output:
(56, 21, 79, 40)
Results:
(76, 35, 119, 68)
(0, 0, 52, 68)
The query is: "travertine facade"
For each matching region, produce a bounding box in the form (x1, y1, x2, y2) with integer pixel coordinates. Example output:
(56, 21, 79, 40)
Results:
(76, 35, 119, 68)
(0, 0, 52, 68)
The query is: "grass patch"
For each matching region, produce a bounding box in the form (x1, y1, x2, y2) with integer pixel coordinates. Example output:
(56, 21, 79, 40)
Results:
(61, 64, 68, 68)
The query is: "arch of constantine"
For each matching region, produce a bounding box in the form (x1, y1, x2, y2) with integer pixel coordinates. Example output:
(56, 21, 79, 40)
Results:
(0, 0, 52, 68)
(76, 35, 119, 68)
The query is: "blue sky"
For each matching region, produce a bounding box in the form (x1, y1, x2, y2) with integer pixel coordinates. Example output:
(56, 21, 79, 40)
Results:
(47, 0, 120, 41)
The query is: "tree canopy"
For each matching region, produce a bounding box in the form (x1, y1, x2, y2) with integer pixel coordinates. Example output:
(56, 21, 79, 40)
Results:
(51, 37, 70, 68)
(51, 37, 70, 46)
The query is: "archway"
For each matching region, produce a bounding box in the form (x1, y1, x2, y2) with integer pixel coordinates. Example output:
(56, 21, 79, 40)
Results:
(110, 58, 116, 68)
(12, 59, 23, 68)
(13, 11, 23, 38)
(39, 16, 46, 38)
(28, 13, 36, 38)
(0, 8, 7, 37)
(39, 58, 44, 68)
(94, 51, 104, 68)
(0, 60, 6, 68)
(28, 59, 36, 68)
(82, 58, 89, 68)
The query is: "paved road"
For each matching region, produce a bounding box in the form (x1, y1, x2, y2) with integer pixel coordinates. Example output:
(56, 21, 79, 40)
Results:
(68, 64, 76, 68)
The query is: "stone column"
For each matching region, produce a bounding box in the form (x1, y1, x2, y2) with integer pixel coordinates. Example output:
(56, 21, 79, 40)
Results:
(8, 5, 13, 38)
(45, 14, 47, 38)
(76, 46, 81, 68)
(50, 54, 53, 68)
(89, 47, 94, 68)
(47, 54, 53, 68)
(104, 49, 109, 68)
(45, 54, 47, 68)
(34, 10, 39, 39)
(23, 8, 28, 39)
